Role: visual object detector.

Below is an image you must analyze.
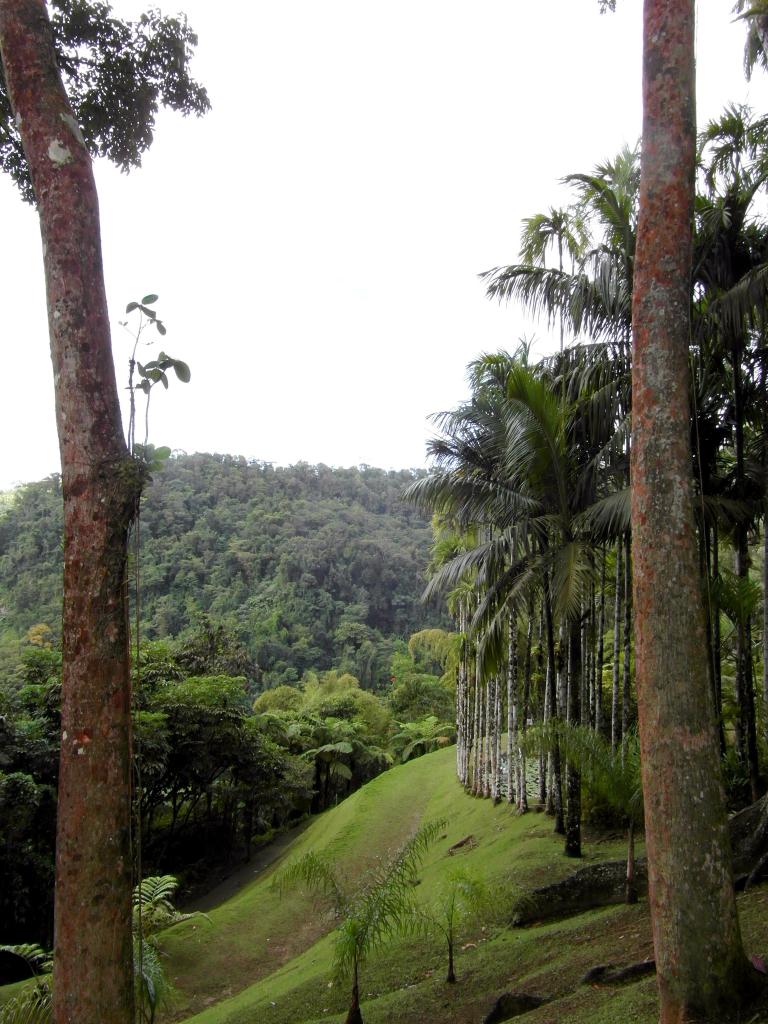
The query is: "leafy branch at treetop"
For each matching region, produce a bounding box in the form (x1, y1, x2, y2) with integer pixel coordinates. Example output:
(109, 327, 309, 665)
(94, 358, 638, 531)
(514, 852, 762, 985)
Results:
(0, 0, 209, 203)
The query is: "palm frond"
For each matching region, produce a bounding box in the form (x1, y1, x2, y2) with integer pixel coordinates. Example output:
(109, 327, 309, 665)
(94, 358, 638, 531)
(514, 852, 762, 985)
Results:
(273, 851, 346, 913)
(574, 488, 630, 541)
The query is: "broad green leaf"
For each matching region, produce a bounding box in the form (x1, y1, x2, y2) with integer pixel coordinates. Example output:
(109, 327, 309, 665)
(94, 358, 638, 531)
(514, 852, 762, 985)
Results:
(173, 360, 191, 383)
(142, 293, 159, 305)
(125, 301, 139, 313)
(156, 321, 167, 336)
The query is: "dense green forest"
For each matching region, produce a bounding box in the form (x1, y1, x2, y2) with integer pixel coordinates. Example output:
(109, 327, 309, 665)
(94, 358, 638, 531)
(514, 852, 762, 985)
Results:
(0, 455, 445, 688)
(0, 457, 458, 954)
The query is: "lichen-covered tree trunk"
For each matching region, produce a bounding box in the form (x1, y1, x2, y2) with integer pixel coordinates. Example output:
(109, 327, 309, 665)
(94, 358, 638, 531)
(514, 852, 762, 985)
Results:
(0, 3, 140, 1022)
(631, 2, 759, 1019)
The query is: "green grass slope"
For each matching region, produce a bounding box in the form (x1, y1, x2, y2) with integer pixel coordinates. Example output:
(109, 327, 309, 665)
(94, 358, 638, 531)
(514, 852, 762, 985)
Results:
(160, 746, 663, 1024)
(160, 746, 768, 1023)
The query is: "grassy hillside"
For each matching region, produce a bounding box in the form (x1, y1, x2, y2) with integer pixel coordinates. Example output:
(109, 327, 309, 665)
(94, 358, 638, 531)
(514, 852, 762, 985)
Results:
(149, 745, 767, 1024)
(3, 747, 767, 1022)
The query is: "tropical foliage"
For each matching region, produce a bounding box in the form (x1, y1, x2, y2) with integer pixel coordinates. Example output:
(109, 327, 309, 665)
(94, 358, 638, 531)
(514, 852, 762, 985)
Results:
(409, 103, 768, 871)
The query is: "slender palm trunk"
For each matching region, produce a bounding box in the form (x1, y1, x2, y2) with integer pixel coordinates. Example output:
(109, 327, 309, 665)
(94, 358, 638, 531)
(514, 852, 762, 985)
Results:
(712, 524, 725, 752)
(446, 938, 456, 984)
(763, 354, 768, 744)
(732, 343, 760, 800)
(632, 3, 758, 1015)
(519, 609, 533, 811)
(621, 535, 633, 757)
(564, 616, 582, 858)
(764, 509, 768, 744)
(611, 540, 623, 752)
(493, 675, 505, 802)
(595, 549, 606, 735)
(625, 817, 637, 905)
(456, 606, 468, 784)
(543, 576, 564, 833)
(507, 616, 517, 805)
(580, 601, 590, 727)
(346, 959, 363, 1024)
(472, 676, 482, 796)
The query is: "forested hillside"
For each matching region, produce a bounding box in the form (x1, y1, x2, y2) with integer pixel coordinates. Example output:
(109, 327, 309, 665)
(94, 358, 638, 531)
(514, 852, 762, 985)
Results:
(0, 454, 444, 688)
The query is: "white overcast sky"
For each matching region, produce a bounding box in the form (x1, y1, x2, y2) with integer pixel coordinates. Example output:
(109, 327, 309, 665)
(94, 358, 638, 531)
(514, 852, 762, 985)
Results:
(1, 1, 767, 490)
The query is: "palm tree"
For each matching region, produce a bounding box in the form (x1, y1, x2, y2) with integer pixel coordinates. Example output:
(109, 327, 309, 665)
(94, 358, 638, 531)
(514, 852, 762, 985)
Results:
(275, 820, 445, 1024)
(416, 870, 491, 983)
(408, 355, 626, 856)
(482, 146, 639, 348)
(733, 0, 768, 79)
(694, 103, 768, 798)
(524, 723, 642, 902)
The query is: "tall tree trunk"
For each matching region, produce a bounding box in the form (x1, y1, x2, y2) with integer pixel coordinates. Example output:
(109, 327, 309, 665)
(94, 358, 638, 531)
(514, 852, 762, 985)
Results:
(0, 4, 142, 1023)
(631, 3, 759, 1018)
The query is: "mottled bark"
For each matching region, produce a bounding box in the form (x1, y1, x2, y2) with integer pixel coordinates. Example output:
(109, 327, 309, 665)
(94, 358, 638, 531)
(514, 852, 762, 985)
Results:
(631, 2, 759, 1019)
(0, 3, 141, 1023)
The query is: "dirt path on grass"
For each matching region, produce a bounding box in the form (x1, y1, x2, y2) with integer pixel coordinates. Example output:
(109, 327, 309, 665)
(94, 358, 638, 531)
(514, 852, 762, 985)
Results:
(182, 821, 311, 913)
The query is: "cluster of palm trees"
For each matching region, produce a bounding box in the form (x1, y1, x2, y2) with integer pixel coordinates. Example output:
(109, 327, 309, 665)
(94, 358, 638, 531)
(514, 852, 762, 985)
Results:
(407, 103, 768, 850)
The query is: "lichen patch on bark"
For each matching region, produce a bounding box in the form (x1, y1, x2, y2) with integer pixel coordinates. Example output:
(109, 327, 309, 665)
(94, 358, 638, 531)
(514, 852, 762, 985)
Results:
(47, 138, 73, 164)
